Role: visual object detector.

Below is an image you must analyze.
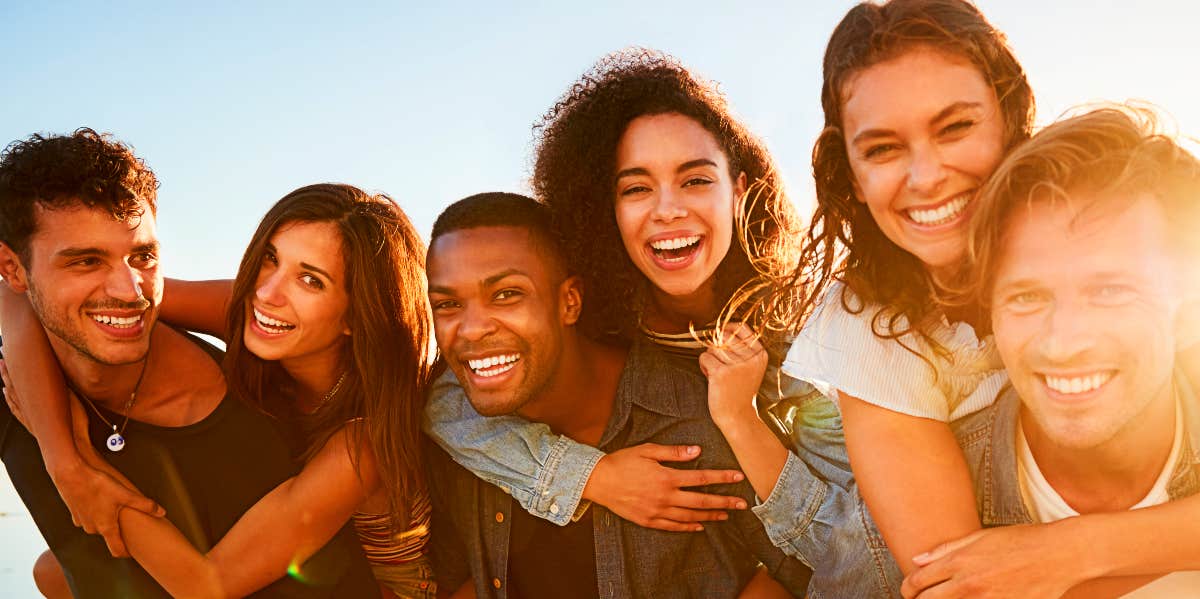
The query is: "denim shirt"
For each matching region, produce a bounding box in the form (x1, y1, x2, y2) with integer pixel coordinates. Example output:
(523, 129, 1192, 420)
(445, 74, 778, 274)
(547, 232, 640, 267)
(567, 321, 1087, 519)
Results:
(427, 340, 813, 599)
(954, 373, 1200, 527)
(426, 348, 899, 597)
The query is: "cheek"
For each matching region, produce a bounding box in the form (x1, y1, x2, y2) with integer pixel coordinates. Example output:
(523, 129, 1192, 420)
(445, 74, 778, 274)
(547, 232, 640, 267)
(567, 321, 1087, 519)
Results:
(991, 312, 1035, 369)
(614, 203, 644, 252)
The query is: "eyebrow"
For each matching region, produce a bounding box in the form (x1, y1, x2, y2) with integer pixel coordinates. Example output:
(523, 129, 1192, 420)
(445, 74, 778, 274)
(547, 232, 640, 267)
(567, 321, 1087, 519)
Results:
(615, 158, 719, 180)
(850, 101, 984, 145)
(264, 243, 334, 281)
(56, 241, 159, 260)
(428, 268, 531, 296)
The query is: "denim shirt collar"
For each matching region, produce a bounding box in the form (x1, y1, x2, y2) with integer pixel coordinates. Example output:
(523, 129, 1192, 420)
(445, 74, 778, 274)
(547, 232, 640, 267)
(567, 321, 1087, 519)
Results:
(598, 340, 684, 447)
(981, 369, 1200, 525)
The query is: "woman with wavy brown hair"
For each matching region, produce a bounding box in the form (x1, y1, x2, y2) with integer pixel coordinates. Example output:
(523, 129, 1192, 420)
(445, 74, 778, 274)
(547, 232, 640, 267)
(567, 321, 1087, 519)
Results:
(5, 184, 437, 597)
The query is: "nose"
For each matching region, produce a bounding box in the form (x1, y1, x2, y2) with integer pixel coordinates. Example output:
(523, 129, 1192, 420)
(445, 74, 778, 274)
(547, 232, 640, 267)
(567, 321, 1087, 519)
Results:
(106, 263, 145, 303)
(906, 143, 948, 197)
(457, 302, 498, 343)
(1037, 302, 1097, 364)
(650, 188, 688, 223)
(255, 269, 287, 307)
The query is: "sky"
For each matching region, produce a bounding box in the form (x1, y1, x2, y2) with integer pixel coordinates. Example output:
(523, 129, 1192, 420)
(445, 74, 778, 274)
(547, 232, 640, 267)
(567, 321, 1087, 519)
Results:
(3, 0, 1200, 593)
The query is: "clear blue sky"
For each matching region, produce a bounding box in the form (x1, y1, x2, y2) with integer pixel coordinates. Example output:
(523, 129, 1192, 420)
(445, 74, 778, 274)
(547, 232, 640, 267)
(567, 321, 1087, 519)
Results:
(4, 0, 1199, 282)
(2, 1, 1200, 591)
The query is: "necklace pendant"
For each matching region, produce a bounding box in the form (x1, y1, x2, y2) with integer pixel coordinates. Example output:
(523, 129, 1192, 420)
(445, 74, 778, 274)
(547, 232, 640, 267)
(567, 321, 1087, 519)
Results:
(106, 432, 126, 453)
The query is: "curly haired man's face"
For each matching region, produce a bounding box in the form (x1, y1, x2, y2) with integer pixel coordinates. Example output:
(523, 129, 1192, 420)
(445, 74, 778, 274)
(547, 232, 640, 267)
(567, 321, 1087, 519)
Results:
(16, 202, 163, 366)
(613, 112, 745, 305)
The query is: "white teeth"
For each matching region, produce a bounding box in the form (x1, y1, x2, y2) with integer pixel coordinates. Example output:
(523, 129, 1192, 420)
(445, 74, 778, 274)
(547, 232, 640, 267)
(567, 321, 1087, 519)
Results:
(253, 308, 295, 331)
(467, 353, 520, 377)
(90, 314, 142, 328)
(1044, 372, 1113, 395)
(650, 235, 701, 251)
(907, 194, 970, 225)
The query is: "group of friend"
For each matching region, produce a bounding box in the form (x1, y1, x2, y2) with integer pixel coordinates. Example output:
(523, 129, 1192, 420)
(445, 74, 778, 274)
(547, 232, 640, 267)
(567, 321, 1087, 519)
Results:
(1, 0, 1198, 597)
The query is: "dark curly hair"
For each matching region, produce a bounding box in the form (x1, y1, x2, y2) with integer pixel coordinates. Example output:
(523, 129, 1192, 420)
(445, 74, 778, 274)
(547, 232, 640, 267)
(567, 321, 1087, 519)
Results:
(533, 48, 801, 344)
(0, 128, 158, 265)
(756, 0, 1034, 348)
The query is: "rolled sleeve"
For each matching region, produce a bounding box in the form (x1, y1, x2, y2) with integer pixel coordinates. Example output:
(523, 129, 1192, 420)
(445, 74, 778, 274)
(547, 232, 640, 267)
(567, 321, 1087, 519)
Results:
(423, 369, 604, 525)
(750, 451, 828, 569)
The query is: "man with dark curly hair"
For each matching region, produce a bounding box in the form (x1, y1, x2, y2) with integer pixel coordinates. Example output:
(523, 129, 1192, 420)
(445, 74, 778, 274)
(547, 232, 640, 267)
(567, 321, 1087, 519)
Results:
(0, 129, 377, 598)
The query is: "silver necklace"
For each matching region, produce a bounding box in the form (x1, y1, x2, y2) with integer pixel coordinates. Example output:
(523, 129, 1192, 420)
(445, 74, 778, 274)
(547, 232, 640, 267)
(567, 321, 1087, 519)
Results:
(309, 371, 347, 414)
(71, 350, 151, 453)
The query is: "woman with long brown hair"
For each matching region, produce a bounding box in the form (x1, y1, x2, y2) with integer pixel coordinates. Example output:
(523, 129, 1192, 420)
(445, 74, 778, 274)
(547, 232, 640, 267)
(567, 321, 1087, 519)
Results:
(4, 183, 436, 597)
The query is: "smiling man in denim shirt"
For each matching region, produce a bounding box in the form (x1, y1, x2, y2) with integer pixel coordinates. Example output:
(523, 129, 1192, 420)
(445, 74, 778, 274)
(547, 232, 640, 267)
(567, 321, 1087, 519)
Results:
(900, 109, 1200, 597)
(423, 192, 811, 599)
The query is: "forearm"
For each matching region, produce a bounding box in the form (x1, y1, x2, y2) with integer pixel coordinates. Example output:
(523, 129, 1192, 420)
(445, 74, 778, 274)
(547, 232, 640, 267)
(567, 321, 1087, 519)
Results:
(424, 371, 602, 524)
(119, 508, 225, 598)
(711, 402, 788, 502)
(0, 288, 80, 474)
(160, 278, 234, 340)
(1070, 496, 1200, 578)
(840, 393, 980, 573)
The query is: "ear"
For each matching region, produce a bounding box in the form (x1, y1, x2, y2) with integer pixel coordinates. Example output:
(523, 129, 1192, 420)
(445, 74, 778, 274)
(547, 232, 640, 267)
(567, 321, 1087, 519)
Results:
(0, 242, 30, 293)
(734, 171, 747, 203)
(559, 275, 584, 326)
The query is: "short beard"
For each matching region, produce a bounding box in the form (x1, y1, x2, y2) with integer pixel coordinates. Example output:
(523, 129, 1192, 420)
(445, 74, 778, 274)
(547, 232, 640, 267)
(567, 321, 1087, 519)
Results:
(26, 281, 153, 367)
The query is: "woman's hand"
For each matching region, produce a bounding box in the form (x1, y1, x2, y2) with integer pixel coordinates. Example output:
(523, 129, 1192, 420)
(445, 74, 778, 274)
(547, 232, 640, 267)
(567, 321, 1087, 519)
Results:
(700, 323, 769, 425)
(901, 523, 1083, 598)
(583, 443, 748, 532)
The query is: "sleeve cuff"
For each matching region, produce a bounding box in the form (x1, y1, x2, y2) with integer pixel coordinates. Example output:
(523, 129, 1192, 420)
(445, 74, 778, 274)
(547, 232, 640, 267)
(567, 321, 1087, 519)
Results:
(750, 451, 826, 569)
(530, 437, 604, 526)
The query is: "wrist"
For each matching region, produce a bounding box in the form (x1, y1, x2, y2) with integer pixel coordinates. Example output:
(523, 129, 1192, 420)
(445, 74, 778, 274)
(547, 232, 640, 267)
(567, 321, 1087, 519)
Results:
(580, 454, 610, 502)
(47, 453, 86, 483)
(1052, 516, 1111, 581)
(709, 398, 760, 433)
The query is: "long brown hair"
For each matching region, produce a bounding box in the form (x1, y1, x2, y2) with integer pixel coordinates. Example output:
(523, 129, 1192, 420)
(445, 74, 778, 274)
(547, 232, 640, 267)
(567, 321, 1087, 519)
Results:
(532, 48, 803, 344)
(753, 0, 1034, 345)
(224, 183, 433, 529)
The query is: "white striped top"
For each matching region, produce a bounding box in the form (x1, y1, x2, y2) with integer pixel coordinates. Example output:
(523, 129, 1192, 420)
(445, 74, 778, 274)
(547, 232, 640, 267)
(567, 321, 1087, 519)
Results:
(782, 281, 1007, 422)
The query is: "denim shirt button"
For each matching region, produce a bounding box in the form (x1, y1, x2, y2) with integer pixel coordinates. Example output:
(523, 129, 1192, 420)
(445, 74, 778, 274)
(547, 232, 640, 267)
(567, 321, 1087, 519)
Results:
(549, 503, 560, 515)
(492, 578, 502, 589)
(495, 511, 505, 523)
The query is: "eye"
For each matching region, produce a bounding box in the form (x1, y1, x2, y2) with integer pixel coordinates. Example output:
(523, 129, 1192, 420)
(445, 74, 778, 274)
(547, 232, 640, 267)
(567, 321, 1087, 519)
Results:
(1002, 289, 1049, 313)
(70, 257, 100, 268)
(431, 299, 460, 312)
(494, 288, 523, 303)
(619, 184, 652, 197)
(1093, 284, 1136, 306)
(300, 274, 325, 290)
(132, 252, 157, 269)
(683, 176, 713, 188)
(262, 251, 278, 266)
(862, 143, 901, 160)
(940, 119, 975, 137)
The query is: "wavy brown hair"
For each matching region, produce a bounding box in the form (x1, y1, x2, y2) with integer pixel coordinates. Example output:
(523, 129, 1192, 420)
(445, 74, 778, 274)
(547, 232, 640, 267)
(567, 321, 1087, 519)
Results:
(945, 106, 1200, 312)
(0, 128, 158, 265)
(532, 48, 802, 344)
(224, 183, 434, 530)
(756, 0, 1034, 347)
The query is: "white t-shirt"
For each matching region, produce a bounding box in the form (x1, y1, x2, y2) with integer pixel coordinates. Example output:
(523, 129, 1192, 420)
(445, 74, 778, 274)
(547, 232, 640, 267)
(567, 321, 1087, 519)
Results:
(1017, 400, 1200, 597)
(782, 281, 1007, 421)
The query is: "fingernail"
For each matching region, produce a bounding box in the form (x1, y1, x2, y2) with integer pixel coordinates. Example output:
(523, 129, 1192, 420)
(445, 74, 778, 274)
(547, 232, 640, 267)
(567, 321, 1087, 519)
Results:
(686, 446, 699, 455)
(719, 513, 729, 520)
(735, 501, 747, 509)
(732, 472, 744, 481)
(913, 552, 930, 563)
(694, 524, 704, 532)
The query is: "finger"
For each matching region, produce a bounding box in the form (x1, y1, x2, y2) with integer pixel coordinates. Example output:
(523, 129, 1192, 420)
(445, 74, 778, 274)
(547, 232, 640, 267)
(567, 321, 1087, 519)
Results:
(698, 352, 720, 377)
(644, 518, 705, 533)
(656, 506, 730, 523)
(670, 468, 746, 488)
(122, 492, 166, 518)
(99, 526, 129, 559)
(670, 489, 748, 511)
(913, 530, 983, 566)
(636, 443, 701, 463)
(901, 561, 952, 598)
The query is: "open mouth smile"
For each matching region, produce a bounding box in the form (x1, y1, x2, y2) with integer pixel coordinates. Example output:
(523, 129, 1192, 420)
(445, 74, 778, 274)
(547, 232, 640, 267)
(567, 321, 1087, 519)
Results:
(1041, 370, 1115, 396)
(904, 192, 971, 227)
(466, 353, 521, 378)
(646, 234, 704, 268)
(253, 307, 296, 334)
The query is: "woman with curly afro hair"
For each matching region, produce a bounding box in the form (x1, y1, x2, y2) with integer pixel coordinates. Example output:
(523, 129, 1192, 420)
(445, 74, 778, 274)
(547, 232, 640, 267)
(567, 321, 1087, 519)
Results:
(425, 48, 877, 596)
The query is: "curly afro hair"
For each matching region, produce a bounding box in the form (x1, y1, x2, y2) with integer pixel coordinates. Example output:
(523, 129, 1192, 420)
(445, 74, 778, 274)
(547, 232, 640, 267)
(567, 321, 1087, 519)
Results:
(0, 127, 158, 264)
(532, 48, 801, 344)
